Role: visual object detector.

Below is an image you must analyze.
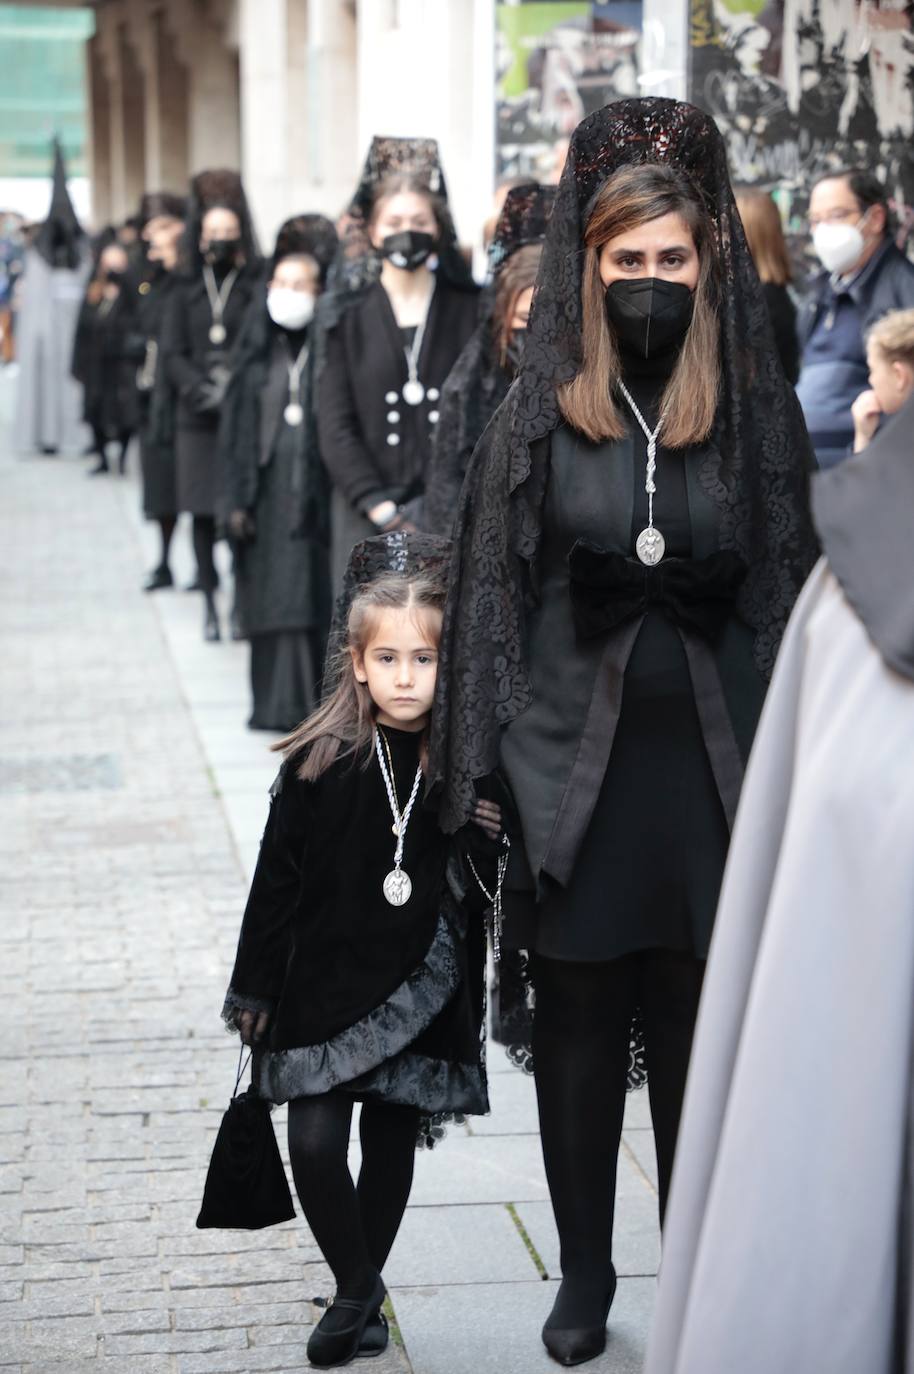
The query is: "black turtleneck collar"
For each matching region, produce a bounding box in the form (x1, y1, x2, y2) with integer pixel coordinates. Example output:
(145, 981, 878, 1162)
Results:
(812, 391, 914, 681)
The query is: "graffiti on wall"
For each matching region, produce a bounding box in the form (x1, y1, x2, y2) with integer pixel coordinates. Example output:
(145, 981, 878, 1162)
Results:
(690, 0, 914, 241)
(496, 2, 643, 182)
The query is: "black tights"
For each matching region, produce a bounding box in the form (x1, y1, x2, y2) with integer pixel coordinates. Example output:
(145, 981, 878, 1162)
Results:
(532, 949, 704, 1326)
(155, 515, 176, 571)
(287, 1093, 419, 1300)
(192, 515, 218, 595)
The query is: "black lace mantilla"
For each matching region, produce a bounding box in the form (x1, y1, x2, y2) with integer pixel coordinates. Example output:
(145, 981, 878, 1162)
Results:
(430, 97, 819, 831)
(424, 183, 555, 536)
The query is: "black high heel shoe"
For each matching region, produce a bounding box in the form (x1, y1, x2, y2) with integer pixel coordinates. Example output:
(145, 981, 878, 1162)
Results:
(542, 1268, 617, 1367)
(307, 1273, 386, 1369)
(203, 595, 220, 642)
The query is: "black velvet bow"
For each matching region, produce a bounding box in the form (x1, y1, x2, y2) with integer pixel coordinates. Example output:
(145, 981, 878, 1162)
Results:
(568, 540, 747, 641)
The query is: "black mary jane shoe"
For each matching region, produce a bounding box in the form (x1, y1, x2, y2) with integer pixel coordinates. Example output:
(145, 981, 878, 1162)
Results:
(307, 1274, 386, 1369)
(542, 1270, 618, 1367)
(357, 1308, 389, 1359)
(143, 565, 173, 593)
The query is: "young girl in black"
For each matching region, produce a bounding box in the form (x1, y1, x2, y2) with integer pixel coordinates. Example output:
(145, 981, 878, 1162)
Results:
(222, 533, 501, 1368)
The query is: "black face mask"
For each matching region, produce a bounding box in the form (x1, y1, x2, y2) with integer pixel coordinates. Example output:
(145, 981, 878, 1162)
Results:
(503, 328, 526, 376)
(604, 278, 694, 358)
(205, 238, 240, 268)
(105, 268, 124, 284)
(381, 230, 435, 272)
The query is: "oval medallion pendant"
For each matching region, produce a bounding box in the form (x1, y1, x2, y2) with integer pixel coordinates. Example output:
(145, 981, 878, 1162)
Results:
(383, 869, 412, 907)
(636, 527, 665, 566)
(402, 379, 425, 407)
(284, 402, 304, 427)
(209, 322, 227, 345)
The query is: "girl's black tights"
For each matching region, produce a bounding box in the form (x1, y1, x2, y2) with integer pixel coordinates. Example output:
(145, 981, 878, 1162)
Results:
(191, 515, 218, 595)
(532, 949, 704, 1328)
(287, 1093, 419, 1298)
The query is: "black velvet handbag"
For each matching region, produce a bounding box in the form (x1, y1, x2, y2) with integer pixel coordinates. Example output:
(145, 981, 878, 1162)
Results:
(196, 1047, 296, 1230)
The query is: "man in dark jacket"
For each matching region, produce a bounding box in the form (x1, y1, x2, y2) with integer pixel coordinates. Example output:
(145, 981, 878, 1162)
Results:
(796, 168, 914, 467)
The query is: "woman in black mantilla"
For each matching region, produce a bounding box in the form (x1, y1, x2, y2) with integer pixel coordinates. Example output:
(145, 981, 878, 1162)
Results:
(71, 231, 139, 476)
(316, 137, 480, 587)
(221, 214, 338, 731)
(423, 181, 554, 535)
(430, 98, 819, 1366)
(160, 170, 261, 639)
(130, 192, 186, 591)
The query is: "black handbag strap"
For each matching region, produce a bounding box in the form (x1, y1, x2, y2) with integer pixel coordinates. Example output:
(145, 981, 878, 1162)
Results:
(233, 1044, 253, 1099)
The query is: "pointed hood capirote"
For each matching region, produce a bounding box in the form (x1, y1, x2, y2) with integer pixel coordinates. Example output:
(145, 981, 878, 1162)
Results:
(33, 138, 85, 270)
(429, 97, 819, 832)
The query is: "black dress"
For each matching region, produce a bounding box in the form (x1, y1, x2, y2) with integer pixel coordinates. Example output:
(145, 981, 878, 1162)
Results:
(223, 727, 490, 1116)
(132, 268, 179, 518)
(316, 278, 479, 586)
(501, 353, 766, 961)
(72, 289, 139, 441)
(226, 333, 331, 731)
(160, 262, 259, 516)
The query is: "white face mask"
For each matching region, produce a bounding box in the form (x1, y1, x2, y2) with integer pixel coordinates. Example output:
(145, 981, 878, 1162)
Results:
(267, 287, 315, 331)
(812, 215, 868, 277)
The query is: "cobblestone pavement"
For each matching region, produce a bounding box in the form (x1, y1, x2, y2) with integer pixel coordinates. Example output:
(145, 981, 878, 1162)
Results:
(2, 391, 659, 1374)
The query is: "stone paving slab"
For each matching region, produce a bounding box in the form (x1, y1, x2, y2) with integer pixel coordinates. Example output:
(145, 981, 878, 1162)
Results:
(384, 1204, 539, 1287)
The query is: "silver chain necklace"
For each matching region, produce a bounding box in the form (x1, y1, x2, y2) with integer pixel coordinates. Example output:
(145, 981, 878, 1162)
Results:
(618, 379, 666, 566)
(374, 729, 424, 906)
(202, 265, 238, 345)
(400, 281, 435, 406)
(284, 343, 308, 427)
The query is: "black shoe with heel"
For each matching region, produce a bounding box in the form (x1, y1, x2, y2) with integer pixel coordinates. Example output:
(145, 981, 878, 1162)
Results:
(143, 565, 173, 593)
(307, 1273, 386, 1369)
(542, 1268, 617, 1367)
(203, 595, 220, 642)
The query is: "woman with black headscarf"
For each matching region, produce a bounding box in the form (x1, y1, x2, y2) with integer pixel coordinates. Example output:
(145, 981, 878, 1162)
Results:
(129, 192, 187, 590)
(430, 98, 818, 1366)
(72, 231, 138, 476)
(423, 182, 554, 535)
(160, 170, 260, 639)
(316, 137, 480, 588)
(221, 214, 338, 731)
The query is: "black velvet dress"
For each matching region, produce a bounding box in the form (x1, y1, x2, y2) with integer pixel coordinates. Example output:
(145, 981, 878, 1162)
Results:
(223, 727, 490, 1117)
(501, 352, 766, 962)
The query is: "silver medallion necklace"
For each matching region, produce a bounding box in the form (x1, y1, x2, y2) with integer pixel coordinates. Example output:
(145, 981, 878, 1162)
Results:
(203, 265, 238, 345)
(284, 343, 308, 427)
(375, 729, 424, 906)
(618, 379, 666, 566)
(400, 281, 435, 406)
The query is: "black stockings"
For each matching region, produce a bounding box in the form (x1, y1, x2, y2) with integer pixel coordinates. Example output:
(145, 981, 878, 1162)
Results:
(192, 515, 218, 595)
(532, 949, 704, 1327)
(156, 515, 176, 571)
(287, 1093, 419, 1303)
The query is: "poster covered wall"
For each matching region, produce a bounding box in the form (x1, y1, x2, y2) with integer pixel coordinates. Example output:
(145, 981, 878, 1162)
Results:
(689, 0, 914, 242)
(496, 2, 644, 181)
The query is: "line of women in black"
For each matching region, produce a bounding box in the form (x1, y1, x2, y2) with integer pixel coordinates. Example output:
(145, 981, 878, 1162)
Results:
(130, 101, 818, 1370)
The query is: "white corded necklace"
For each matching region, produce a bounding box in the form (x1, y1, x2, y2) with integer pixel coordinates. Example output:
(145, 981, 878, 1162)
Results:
(202, 264, 239, 345)
(399, 280, 436, 406)
(283, 342, 308, 427)
(375, 728, 424, 906)
(617, 378, 666, 566)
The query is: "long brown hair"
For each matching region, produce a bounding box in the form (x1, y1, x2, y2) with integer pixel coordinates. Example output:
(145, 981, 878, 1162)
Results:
(557, 163, 721, 448)
(492, 243, 542, 366)
(274, 571, 447, 782)
(734, 189, 793, 286)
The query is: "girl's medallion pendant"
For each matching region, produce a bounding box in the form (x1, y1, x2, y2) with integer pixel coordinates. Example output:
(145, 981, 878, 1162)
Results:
(402, 379, 425, 407)
(383, 868, 412, 906)
(209, 322, 227, 345)
(636, 526, 665, 566)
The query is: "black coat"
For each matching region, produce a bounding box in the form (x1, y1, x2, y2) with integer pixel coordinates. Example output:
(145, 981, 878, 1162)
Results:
(316, 279, 479, 515)
(72, 287, 139, 436)
(160, 262, 260, 514)
(130, 267, 179, 517)
(762, 282, 800, 385)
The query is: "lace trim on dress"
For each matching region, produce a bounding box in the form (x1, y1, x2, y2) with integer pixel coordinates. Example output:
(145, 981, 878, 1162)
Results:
(254, 912, 461, 1105)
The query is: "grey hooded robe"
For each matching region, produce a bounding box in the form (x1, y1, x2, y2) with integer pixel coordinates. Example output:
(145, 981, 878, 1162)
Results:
(645, 396, 914, 1374)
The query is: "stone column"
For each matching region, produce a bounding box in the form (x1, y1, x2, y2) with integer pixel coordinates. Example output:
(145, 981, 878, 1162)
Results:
(238, 0, 289, 244)
(119, 18, 147, 212)
(165, 0, 241, 172)
(307, 0, 359, 216)
(94, 4, 128, 222)
(87, 33, 113, 228)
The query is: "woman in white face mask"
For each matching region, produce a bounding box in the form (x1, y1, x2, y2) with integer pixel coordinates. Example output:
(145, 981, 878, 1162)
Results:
(220, 215, 338, 733)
